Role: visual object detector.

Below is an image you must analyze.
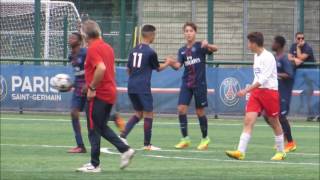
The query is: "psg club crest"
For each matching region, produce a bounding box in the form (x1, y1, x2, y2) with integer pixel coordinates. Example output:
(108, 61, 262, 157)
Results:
(0, 75, 8, 101)
(219, 77, 241, 107)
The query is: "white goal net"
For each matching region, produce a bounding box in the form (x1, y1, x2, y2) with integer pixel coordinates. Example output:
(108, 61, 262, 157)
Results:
(0, 0, 80, 59)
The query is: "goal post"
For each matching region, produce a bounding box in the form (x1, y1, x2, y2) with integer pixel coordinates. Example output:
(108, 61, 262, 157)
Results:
(0, 0, 81, 61)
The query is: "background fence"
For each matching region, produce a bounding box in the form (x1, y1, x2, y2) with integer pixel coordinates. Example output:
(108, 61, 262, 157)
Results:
(0, 0, 319, 62)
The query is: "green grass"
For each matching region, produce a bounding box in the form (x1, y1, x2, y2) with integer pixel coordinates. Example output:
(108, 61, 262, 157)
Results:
(1, 113, 319, 180)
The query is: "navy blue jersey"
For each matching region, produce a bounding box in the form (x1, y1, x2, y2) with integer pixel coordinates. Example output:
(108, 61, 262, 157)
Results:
(289, 42, 315, 68)
(68, 47, 86, 96)
(127, 44, 160, 94)
(178, 41, 212, 88)
(276, 53, 295, 101)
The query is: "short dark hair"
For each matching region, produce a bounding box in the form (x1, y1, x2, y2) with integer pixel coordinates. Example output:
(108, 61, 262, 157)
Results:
(71, 32, 83, 42)
(247, 32, 264, 47)
(295, 32, 304, 37)
(183, 22, 197, 32)
(141, 24, 156, 37)
(274, 35, 286, 48)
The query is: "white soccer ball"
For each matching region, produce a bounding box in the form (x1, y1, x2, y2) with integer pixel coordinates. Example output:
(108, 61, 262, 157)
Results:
(52, 74, 72, 92)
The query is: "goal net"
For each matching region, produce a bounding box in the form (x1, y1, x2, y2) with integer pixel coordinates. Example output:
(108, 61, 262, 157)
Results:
(0, 0, 80, 59)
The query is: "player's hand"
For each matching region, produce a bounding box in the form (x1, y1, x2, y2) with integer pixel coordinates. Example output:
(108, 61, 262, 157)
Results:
(87, 89, 96, 100)
(165, 56, 176, 66)
(237, 89, 247, 97)
(201, 40, 209, 48)
(82, 85, 88, 95)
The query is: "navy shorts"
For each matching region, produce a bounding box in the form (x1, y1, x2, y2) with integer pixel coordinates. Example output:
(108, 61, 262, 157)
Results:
(178, 85, 208, 108)
(128, 93, 153, 112)
(71, 93, 86, 112)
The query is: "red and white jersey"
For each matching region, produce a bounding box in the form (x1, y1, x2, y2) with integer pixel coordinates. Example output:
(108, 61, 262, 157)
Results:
(252, 49, 278, 90)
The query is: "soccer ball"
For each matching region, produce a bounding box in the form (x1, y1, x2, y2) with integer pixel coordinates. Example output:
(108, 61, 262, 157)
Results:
(52, 74, 72, 92)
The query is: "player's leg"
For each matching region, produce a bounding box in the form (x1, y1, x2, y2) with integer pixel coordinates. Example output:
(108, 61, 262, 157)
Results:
(69, 94, 86, 153)
(279, 97, 296, 152)
(226, 112, 258, 160)
(194, 86, 210, 150)
(263, 90, 286, 160)
(120, 94, 143, 139)
(226, 90, 261, 160)
(92, 98, 135, 169)
(109, 111, 126, 133)
(175, 87, 192, 149)
(140, 94, 160, 150)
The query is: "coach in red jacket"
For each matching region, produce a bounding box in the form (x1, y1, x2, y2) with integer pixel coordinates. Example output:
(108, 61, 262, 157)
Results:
(76, 20, 135, 173)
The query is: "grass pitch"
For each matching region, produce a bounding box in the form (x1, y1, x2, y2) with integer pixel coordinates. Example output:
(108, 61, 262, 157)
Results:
(0, 113, 319, 180)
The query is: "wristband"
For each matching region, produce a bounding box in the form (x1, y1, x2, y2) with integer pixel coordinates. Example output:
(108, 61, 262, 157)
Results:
(89, 85, 96, 91)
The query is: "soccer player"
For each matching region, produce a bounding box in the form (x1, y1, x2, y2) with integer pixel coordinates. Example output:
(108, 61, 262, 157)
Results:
(119, 24, 172, 151)
(168, 22, 218, 150)
(67, 32, 87, 153)
(272, 36, 296, 153)
(77, 20, 134, 172)
(225, 32, 286, 161)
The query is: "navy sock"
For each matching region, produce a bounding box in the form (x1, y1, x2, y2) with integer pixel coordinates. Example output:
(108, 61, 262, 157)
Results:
(179, 114, 188, 137)
(280, 116, 293, 142)
(198, 116, 208, 138)
(71, 117, 84, 147)
(144, 118, 153, 146)
(120, 115, 140, 138)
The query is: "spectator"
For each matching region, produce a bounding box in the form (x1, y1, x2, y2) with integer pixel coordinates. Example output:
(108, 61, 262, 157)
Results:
(288, 32, 315, 68)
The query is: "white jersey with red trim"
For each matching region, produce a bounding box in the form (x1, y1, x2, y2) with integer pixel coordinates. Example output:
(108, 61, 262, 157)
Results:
(252, 49, 278, 90)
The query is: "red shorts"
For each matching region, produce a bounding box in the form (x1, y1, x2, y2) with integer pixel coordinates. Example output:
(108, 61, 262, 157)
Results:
(246, 88, 280, 118)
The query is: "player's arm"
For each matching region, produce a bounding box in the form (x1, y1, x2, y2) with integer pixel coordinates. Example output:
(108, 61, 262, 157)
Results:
(237, 82, 261, 97)
(201, 40, 218, 53)
(278, 72, 290, 79)
(157, 60, 170, 72)
(127, 68, 132, 75)
(165, 54, 182, 70)
(127, 53, 133, 75)
(89, 62, 106, 89)
(278, 59, 294, 80)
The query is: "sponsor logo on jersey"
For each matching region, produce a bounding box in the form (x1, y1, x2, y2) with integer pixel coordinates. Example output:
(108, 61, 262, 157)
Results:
(184, 56, 201, 66)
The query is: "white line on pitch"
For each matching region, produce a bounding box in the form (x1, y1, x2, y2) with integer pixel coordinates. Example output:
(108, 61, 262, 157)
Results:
(143, 154, 319, 166)
(1, 117, 319, 128)
(1, 143, 319, 157)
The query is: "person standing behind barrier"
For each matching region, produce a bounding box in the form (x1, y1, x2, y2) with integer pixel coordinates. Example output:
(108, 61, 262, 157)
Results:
(76, 20, 135, 173)
(288, 32, 315, 68)
(288, 32, 317, 121)
(271, 36, 296, 153)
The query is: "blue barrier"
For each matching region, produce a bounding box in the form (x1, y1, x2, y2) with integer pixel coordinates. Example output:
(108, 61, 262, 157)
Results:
(1, 64, 319, 116)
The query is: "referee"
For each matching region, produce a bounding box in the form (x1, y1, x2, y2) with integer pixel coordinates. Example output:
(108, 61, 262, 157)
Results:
(76, 20, 135, 173)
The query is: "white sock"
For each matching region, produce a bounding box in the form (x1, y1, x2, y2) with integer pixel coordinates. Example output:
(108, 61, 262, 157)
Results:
(237, 132, 251, 153)
(275, 134, 285, 152)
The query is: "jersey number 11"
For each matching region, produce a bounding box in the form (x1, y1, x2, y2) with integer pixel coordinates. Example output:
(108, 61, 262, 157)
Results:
(132, 52, 143, 68)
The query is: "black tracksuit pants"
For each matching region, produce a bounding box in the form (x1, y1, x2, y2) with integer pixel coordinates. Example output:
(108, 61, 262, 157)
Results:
(86, 97, 129, 167)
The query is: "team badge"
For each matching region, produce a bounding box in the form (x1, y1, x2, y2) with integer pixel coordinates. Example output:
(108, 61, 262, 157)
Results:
(219, 77, 241, 107)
